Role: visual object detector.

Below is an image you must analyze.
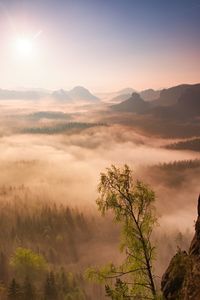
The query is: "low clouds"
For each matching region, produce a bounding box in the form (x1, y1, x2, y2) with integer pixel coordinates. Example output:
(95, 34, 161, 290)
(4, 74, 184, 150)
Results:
(0, 125, 199, 216)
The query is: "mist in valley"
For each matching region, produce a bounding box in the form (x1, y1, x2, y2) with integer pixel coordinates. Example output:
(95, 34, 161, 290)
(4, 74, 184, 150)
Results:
(0, 97, 199, 299)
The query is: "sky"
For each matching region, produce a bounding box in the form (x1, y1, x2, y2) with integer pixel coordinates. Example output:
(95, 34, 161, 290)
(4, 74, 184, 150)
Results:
(0, 0, 200, 92)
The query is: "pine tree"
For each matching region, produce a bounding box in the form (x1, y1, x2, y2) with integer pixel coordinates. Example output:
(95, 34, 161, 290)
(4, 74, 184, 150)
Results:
(0, 251, 8, 283)
(60, 269, 69, 294)
(22, 276, 35, 300)
(7, 278, 21, 300)
(44, 271, 58, 300)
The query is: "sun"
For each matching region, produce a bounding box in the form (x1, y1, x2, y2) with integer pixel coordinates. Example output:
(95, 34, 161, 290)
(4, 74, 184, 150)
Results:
(14, 36, 34, 58)
(11, 31, 42, 62)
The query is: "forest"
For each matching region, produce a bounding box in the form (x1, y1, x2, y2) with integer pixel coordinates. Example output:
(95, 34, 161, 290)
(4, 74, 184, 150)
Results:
(0, 197, 91, 299)
(166, 138, 200, 152)
(0, 159, 196, 299)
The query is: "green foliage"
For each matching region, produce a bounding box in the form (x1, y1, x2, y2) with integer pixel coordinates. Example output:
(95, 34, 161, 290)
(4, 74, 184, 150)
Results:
(44, 270, 86, 300)
(6, 270, 86, 300)
(0, 199, 91, 266)
(86, 263, 117, 283)
(10, 247, 47, 282)
(105, 279, 129, 299)
(87, 165, 158, 299)
(0, 198, 96, 298)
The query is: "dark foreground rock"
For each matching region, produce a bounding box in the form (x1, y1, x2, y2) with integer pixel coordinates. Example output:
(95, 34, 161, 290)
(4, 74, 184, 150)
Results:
(161, 195, 200, 300)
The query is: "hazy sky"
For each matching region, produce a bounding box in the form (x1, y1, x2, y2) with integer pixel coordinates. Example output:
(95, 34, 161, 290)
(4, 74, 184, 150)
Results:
(0, 0, 200, 92)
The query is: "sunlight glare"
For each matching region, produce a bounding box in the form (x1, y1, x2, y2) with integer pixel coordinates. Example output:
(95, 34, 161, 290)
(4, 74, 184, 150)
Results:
(14, 36, 34, 58)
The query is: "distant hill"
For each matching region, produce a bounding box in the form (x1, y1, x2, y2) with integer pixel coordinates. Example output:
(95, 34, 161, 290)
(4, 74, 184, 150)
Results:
(68, 86, 100, 101)
(152, 84, 197, 107)
(152, 84, 200, 119)
(177, 84, 200, 114)
(0, 89, 46, 100)
(0, 86, 100, 103)
(110, 93, 131, 103)
(108, 83, 200, 118)
(52, 86, 100, 102)
(110, 88, 160, 103)
(101, 87, 136, 103)
(140, 89, 160, 101)
(52, 89, 71, 101)
(116, 87, 136, 95)
(111, 93, 151, 113)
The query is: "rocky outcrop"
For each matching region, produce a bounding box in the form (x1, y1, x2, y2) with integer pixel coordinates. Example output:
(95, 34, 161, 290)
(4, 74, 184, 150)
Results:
(161, 195, 200, 300)
(110, 93, 151, 113)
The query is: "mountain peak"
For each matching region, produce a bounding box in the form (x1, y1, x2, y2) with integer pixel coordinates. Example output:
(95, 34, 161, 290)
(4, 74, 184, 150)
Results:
(111, 92, 150, 113)
(68, 86, 100, 101)
(70, 86, 88, 92)
(51, 86, 100, 102)
(52, 89, 71, 101)
(131, 92, 143, 100)
(117, 87, 136, 94)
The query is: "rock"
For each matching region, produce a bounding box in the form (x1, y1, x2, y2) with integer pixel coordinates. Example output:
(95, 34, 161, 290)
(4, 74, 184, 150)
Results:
(161, 195, 200, 300)
(189, 195, 200, 256)
(110, 93, 151, 113)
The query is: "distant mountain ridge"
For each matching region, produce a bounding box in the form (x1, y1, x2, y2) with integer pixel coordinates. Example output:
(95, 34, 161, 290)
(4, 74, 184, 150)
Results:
(0, 86, 100, 103)
(110, 93, 132, 103)
(52, 86, 100, 102)
(152, 84, 200, 119)
(152, 84, 199, 107)
(0, 89, 46, 100)
(140, 89, 160, 101)
(111, 92, 151, 113)
(110, 83, 200, 120)
(69, 86, 100, 101)
(52, 89, 71, 101)
(109, 88, 160, 103)
(0, 84, 199, 109)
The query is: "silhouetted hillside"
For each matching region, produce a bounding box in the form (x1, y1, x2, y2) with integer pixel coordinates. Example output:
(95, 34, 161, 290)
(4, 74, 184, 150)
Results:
(110, 93, 131, 103)
(52, 89, 71, 101)
(110, 93, 151, 113)
(152, 84, 200, 120)
(177, 84, 200, 115)
(0, 86, 100, 103)
(140, 89, 160, 101)
(116, 87, 135, 95)
(152, 84, 194, 107)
